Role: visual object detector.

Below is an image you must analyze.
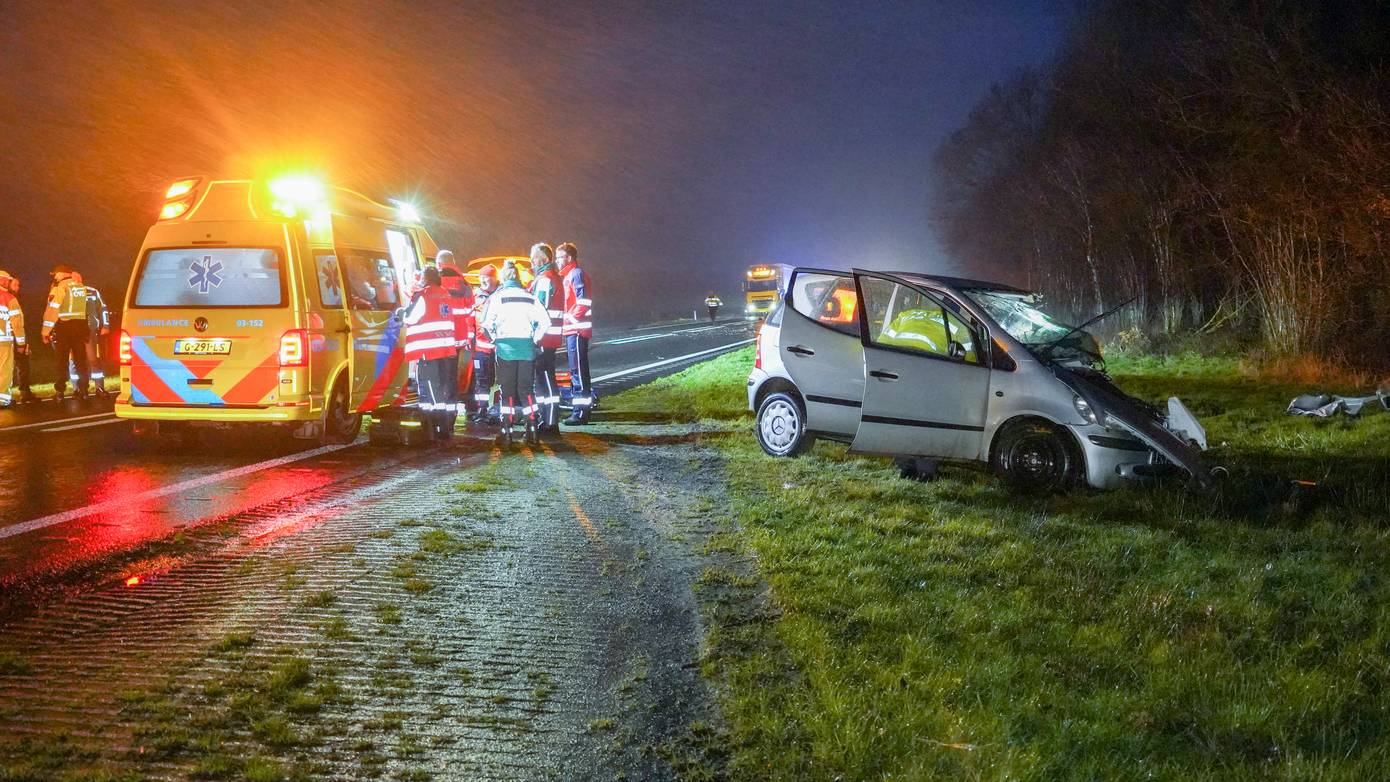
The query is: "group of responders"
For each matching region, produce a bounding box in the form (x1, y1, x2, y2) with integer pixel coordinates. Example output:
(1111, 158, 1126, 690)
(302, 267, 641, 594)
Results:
(0, 265, 113, 407)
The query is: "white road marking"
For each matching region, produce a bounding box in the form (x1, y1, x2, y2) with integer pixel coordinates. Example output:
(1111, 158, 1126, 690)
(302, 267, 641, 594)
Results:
(597, 323, 731, 345)
(43, 418, 126, 433)
(592, 338, 755, 384)
(0, 412, 116, 434)
(0, 442, 356, 541)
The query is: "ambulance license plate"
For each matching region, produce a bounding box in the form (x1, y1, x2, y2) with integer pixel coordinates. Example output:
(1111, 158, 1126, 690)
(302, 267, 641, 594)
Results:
(174, 338, 231, 355)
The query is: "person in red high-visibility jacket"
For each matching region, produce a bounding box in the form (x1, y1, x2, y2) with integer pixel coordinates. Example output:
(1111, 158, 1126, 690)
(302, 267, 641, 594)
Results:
(469, 264, 500, 424)
(402, 267, 462, 441)
(528, 242, 565, 432)
(558, 242, 593, 425)
(436, 250, 473, 430)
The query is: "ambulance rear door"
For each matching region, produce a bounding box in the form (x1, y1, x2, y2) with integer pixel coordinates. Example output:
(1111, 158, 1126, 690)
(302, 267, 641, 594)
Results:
(331, 217, 410, 412)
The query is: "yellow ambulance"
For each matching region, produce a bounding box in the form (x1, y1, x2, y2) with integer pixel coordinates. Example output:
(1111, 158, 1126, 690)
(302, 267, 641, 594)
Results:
(116, 175, 438, 444)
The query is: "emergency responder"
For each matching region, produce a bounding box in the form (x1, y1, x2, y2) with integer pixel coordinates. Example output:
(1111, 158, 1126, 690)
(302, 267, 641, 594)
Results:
(478, 260, 549, 447)
(402, 267, 460, 441)
(558, 242, 594, 426)
(0, 270, 25, 408)
(0, 272, 34, 404)
(704, 292, 723, 322)
(437, 250, 473, 430)
(469, 264, 500, 424)
(528, 243, 564, 432)
(43, 264, 89, 401)
(68, 272, 110, 397)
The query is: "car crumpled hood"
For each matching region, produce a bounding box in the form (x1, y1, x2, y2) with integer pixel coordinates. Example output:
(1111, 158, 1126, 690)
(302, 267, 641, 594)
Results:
(1051, 364, 1213, 488)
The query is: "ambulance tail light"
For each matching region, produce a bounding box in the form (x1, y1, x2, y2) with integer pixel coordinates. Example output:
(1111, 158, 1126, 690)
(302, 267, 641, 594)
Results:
(118, 330, 133, 366)
(278, 329, 308, 367)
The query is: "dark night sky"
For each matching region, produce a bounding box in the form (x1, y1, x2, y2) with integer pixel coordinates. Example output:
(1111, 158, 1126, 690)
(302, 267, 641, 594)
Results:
(0, 0, 1065, 322)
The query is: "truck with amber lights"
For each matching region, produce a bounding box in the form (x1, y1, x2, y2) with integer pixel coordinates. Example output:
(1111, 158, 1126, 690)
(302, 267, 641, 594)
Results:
(744, 263, 790, 319)
(116, 175, 437, 445)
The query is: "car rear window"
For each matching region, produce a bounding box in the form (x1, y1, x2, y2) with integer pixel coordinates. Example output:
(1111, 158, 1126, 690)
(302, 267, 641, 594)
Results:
(789, 272, 859, 336)
(133, 247, 284, 307)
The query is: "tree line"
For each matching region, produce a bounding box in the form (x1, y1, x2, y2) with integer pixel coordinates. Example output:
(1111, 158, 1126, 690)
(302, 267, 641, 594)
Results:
(933, 0, 1390, 364)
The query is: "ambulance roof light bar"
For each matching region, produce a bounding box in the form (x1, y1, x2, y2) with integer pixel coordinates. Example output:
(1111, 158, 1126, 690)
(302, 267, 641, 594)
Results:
(268, 174, 327, 218)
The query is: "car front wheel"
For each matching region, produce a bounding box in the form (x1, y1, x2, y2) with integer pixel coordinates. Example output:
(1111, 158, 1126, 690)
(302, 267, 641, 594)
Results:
(991, 419, 1080, 495)
(756, 391, 815, 457)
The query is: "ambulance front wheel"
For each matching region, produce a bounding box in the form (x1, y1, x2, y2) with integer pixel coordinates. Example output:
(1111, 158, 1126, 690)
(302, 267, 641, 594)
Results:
(322, 380, 362, 445)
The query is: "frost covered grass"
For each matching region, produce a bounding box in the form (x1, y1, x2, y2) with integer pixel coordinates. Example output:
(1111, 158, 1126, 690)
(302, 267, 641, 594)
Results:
(607, 348, 1390, 780)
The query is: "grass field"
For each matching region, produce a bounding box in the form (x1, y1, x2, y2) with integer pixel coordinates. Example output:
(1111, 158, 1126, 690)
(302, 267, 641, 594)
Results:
(609, 348, 1390, 780)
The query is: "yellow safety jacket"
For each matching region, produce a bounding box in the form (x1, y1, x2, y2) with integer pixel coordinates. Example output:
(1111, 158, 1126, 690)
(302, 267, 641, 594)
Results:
(0, 289, 23, 347)
(42, 275, 87, 339)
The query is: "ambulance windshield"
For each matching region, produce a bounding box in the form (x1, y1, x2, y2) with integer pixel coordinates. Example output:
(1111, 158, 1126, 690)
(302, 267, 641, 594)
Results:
(133, 248, 284, 307)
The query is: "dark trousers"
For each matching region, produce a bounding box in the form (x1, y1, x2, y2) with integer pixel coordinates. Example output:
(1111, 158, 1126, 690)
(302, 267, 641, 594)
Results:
(14, 349, 30, 397)
(53, 320, 89, 396)
(534, 347, 559, 428)
(417, 357, 454, 438)
(497, 356, 535, 432)
(472, 351, 495, 412)
(566, 334, 592, 420)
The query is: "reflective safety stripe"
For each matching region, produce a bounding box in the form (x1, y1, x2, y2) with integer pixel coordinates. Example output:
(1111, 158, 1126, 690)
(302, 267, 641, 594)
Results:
(42, 320, 55, 328)
(499, 405, 514, 415)
(450, 307, 471, 315)
(407, 337, 456, 352)
(547, 309, 563, 317)
(406, 322, 453, 336)
(575, 298, 593, 306)
(474, 393, 491, 402)
(572, 396, 592, 406)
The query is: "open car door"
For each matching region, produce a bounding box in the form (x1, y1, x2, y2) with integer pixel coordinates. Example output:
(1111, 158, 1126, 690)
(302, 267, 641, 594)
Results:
(776, 269, 865, 439)
(850, 270, 990, 460)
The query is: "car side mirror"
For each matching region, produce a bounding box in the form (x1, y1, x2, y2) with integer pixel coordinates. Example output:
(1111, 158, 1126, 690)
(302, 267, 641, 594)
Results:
(948, 341, 966, 360)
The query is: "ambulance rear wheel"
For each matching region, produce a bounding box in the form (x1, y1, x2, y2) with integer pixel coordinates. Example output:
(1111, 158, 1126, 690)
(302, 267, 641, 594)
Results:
(322, 381, 362, 445)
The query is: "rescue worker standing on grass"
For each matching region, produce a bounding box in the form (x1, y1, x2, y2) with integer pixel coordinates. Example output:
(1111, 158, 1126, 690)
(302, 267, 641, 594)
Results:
(42, 264, 89, 401)
(0, 270, 25, 408)
(558, 242, 594, 426)
(402, 267, 461, 442)
(528, 243, 564, 432)
(0, 272, 34, 404)
(479, 260, 550, 447)
(470, 264, 500, 424)
(436, 250, 473, 430)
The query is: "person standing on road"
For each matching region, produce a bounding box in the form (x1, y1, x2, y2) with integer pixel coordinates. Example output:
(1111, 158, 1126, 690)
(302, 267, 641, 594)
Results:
(402, 267, 461, 442)
(470, 264, 500, 424)
(436, 250, 473, 431)
(558, 242, 594, 426)
(479, 260, 549, 447)
(704, 292, 723, 322)
(67, 273, 110, 397)
(42, 264, 89, 402)
(0, 272, 34, 404)
(528, 243, 564, 432)
(0, 270, 25, 408)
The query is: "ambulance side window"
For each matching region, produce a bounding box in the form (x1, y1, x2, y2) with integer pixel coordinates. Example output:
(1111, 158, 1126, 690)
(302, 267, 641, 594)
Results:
(339, 251, 400, 311)
(315, 253, 343, 308)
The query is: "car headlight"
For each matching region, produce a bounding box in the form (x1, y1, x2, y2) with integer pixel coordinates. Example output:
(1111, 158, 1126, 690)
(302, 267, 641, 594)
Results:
(1073, 394, 1098, 424)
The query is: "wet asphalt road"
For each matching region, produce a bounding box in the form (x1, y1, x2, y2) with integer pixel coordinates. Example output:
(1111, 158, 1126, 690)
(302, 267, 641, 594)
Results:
(0, 317, 753, 591)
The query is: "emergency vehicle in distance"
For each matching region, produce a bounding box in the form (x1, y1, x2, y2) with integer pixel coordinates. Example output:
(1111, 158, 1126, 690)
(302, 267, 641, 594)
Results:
(116, 175, 438, 445)
(744, 263, 791, 319)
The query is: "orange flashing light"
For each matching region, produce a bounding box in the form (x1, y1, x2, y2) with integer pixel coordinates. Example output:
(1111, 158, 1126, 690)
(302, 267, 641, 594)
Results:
(165, 179, 199, 200)
(125, 575, 142, 587)
(159, 200, 190, 220)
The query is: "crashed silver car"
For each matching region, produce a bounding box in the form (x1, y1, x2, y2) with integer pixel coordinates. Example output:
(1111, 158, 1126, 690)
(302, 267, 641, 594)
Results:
(746, 268, 1214, 493)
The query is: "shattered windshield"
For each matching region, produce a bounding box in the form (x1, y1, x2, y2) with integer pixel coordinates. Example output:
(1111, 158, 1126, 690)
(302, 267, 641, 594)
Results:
(963, 289, 1074, 343)
(963, 287, 1102, 365)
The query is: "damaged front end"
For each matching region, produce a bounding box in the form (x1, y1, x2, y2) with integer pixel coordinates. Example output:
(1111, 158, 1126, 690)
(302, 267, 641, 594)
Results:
(1053, 364, 1218, 489)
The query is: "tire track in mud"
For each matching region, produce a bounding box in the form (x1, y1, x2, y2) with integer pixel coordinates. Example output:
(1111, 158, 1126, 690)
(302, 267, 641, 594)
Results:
(0, 428, 732, 781)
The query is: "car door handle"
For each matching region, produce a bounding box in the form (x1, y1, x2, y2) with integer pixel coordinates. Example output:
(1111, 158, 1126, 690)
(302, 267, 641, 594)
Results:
(869, 370, 900, 381)
(787, 345, 815, 357)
